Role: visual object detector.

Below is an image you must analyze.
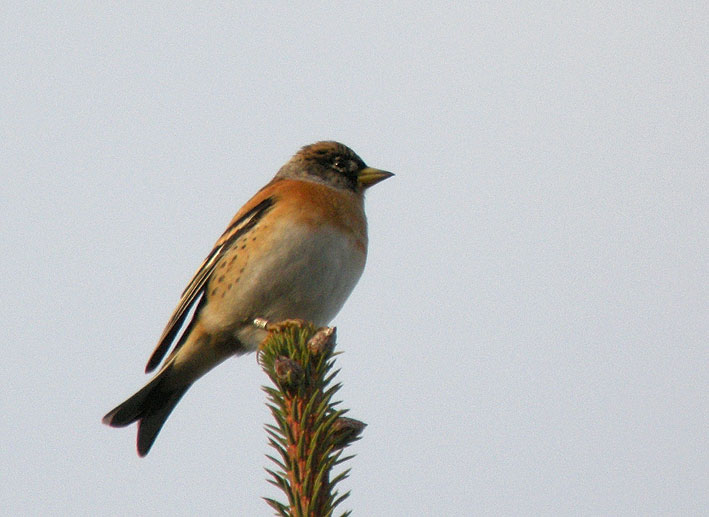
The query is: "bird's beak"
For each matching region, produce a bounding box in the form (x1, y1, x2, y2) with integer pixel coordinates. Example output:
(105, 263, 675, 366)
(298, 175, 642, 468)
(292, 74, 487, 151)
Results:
(357, 167, 394, 189)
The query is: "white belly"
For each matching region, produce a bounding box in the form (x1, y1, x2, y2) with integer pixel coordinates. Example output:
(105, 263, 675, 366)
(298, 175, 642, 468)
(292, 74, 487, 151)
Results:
(200, 221, 367, 350)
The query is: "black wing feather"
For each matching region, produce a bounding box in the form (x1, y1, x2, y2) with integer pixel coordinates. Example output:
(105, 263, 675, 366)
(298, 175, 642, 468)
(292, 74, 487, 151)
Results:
(144, 197, 274, 373)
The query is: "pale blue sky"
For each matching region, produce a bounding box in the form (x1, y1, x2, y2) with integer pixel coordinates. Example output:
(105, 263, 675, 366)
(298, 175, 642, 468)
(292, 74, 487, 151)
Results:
(3, 3, 707, 515)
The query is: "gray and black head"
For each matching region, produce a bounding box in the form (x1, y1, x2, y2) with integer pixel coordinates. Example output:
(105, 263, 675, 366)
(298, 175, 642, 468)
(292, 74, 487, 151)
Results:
(277, 141, 393, 192)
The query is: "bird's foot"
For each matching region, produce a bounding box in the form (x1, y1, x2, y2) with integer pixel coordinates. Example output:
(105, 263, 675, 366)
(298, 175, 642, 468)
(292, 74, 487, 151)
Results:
(254, 318, 309, 355)
(253, 317, 308, 332)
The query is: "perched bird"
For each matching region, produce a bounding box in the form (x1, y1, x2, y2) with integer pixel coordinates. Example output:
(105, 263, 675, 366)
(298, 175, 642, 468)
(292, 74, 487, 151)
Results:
(102, 141, 393, 456)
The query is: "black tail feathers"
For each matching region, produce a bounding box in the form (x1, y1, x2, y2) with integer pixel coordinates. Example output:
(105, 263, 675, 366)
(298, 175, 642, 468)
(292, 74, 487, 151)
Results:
(103, 368, 190, 456)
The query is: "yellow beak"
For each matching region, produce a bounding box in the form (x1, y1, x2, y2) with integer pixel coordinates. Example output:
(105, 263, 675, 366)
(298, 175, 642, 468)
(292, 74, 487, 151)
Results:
(357, 167, 395, 188)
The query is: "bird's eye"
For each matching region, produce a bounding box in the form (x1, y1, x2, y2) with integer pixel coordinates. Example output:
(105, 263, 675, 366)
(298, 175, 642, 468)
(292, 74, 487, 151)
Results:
(332, 157, 346, 171)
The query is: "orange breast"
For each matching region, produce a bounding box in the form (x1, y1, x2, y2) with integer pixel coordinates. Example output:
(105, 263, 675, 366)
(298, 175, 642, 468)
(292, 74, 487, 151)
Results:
(229, 178, 368, 253)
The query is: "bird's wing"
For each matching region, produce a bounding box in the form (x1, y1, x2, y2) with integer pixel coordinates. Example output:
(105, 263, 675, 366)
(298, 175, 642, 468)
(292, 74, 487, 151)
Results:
(144, 196, 275, 373)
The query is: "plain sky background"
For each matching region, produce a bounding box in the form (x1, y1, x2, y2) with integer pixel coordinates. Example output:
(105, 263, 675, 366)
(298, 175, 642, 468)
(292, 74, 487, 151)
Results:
(2, 3, 706, 516)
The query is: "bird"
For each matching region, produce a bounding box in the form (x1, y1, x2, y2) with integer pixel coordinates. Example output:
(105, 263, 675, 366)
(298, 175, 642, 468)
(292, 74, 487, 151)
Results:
(102, 141, 393, 456)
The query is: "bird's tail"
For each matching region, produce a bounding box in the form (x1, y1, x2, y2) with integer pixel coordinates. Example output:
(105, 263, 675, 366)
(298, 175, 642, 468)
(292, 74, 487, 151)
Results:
(102, 365, 190, 457)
